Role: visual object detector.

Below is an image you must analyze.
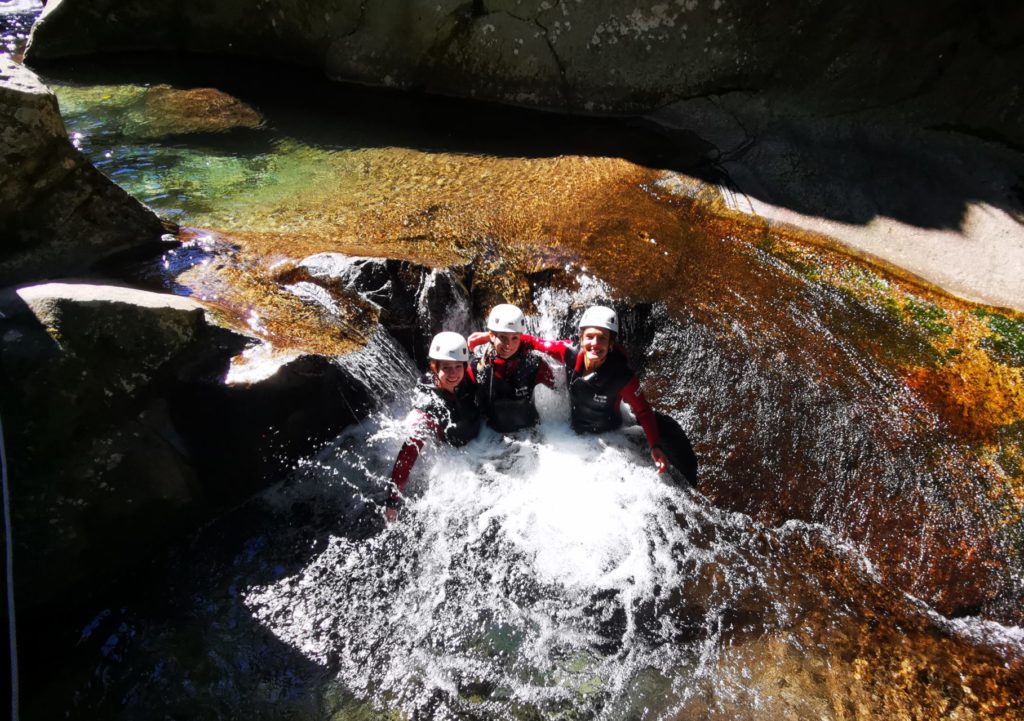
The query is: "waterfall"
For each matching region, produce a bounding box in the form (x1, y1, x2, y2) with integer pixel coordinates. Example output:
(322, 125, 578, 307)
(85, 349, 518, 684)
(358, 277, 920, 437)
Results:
(236, 287, 967, 721)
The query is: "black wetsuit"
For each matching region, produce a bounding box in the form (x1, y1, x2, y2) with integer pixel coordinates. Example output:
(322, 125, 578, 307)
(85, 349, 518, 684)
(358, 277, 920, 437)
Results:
(474, 346, 553, 433)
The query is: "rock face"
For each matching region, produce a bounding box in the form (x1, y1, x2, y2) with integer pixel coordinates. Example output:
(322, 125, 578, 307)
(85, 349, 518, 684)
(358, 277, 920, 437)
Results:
(650, 104, 1024, 311)
(0, 56, 166, 287)
(25, 0, 1024, 149)
(0, 282, 374, 618)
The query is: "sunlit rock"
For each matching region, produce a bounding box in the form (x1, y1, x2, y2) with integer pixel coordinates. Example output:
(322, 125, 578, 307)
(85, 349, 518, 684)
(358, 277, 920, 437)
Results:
(132, 85, 263, 138)
(651, 103, 1024, 312)
(0, 56, 166, 286)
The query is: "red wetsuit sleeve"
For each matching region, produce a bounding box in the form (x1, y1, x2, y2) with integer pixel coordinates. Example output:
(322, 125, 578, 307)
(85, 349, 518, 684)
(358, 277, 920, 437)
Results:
(388, 409, 441, 501)
(467, 333, 490, 351)
(520, 334, 572, 365)
(619, 375, 662, 450)
(535, 356, 555, 388)
(389, 438, 424, 497)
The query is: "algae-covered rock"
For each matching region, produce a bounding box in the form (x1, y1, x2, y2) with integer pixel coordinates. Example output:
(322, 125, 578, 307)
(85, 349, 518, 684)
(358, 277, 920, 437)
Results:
(128, 85, 265, 139)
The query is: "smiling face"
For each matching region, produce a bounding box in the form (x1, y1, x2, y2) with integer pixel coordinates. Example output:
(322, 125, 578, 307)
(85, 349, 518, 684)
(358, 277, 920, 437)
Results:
(580, 327, 611, 370)
(432, 360, 465, 392)
(489, 331, 522, 359)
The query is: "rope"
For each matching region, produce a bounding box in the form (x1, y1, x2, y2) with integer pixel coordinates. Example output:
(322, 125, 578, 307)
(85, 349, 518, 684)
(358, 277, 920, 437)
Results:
(0, 413, 19, 721)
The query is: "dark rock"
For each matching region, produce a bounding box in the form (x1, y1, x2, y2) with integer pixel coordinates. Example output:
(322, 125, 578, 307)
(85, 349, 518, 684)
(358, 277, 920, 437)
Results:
(0, 57, 167, 286)
(288, 253, 473, 363)
(0, 281, 374, 619)
(24, 0, 1024, 149)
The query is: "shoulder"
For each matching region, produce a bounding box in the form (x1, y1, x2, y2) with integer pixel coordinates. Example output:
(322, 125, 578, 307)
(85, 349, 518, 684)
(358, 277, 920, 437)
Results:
(413, 379, 443, 408)
(605, 348, 636, 378)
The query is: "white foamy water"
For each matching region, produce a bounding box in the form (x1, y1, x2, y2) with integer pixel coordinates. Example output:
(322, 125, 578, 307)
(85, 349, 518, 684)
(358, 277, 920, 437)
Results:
(240, 291, 792, 719)
(242, 373, 802, 720)
(0, 0, 41, 15)
(238, 289, 1020, 721)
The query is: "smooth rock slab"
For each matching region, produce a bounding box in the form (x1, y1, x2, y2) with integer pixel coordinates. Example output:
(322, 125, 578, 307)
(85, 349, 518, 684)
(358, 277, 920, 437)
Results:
(652, 101, 1024, 312)
(25, 0, 1024, 149)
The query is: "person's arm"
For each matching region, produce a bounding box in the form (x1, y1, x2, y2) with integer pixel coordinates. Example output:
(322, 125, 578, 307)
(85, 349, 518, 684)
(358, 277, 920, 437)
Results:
(467, 332, 490, 351)
(534, 355, 555, 389)
(386, 410, 439, 518)
(619, 376, 668, 473)
(519, 334, 572, 365)
(389, 438, 424, 498)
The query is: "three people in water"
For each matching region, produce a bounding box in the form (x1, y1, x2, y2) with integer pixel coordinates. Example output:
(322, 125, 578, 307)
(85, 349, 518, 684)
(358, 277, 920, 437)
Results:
(387, 303, 690, 517)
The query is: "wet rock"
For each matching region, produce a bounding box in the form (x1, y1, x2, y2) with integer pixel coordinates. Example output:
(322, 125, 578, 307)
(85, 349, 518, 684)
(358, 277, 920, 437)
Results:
(416, 267, 473, 338)
(0, 281, 375, 620)
(0, 56, 166, 286)
(287, 252, 473, 363)
(25, 0, 1024, 148)
(129, 85, 264, 139)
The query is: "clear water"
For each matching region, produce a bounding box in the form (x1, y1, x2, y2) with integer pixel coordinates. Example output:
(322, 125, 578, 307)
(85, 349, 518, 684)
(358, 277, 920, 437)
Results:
(0, 0, 41, 58)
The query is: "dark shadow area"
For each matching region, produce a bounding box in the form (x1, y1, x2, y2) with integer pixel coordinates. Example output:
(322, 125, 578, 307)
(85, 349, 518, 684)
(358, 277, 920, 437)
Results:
(27, 51, 717, 192)
(715, 118, 1024, 230)
(655, 412, 699, 487)
(19, 490, 376, 721)
(25, 49, 1024, 236)
(0, 284, 385, 719)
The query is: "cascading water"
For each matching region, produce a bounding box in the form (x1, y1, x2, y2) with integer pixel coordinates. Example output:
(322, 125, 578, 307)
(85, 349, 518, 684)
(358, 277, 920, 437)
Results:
(24, 276, 1024, 720)
(222, 286, 1014, 721)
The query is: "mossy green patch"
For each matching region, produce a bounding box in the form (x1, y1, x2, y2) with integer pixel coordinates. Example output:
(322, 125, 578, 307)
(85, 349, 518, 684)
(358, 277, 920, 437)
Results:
(904, 298, 952, 337)
(994, 420, 1024, 481)
(52, 83, 149, 116)
(972, 310, 1024, 367)
(756, 235, 822, 280)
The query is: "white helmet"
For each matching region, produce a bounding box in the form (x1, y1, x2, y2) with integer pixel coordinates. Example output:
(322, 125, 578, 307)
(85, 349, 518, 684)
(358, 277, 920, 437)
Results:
(578, 305, 619, 334)
(428, 331, 469, 362)
(486, 303, 526, 334)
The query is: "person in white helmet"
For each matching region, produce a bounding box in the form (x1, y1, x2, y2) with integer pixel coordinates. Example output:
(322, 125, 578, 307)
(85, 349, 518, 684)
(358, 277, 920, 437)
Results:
(486, 305, 669, 473)
(387, 331, 480, 519)
(466, 303, 555, 433)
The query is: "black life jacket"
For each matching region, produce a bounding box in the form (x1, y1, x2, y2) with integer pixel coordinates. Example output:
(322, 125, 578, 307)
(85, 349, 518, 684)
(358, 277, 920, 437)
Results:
(474, 347, 543, 433)
(413, 374, 481, 447)
(564, 347, 635, 434)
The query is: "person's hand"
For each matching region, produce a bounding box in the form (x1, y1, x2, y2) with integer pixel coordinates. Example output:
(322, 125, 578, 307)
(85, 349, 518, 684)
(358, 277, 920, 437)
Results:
(467, 331, 490, 348)
(651, 447, 668, 474)
(385, 507, 398, 524)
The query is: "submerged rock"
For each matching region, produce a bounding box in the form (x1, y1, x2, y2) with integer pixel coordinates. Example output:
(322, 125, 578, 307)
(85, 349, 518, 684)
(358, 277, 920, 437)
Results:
(51, 83, 266, 141)
(0, 56, 166, 286)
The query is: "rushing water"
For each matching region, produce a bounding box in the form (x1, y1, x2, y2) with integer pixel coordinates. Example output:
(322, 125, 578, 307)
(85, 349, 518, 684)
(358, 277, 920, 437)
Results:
(47, 282, 1024, 721)
(6, 20, 1024, 720)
